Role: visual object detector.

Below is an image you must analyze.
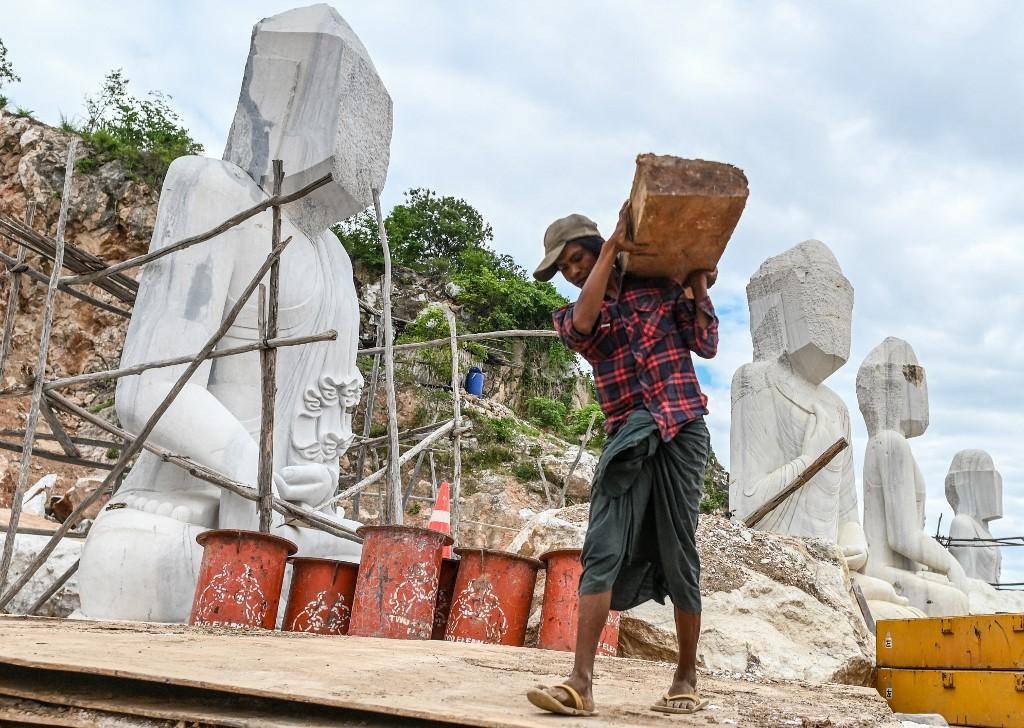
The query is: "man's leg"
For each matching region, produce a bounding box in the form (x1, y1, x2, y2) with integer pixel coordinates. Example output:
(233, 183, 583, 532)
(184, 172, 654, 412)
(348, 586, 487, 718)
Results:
(664, 608, 700, 708)
(541, 591, 612, 712)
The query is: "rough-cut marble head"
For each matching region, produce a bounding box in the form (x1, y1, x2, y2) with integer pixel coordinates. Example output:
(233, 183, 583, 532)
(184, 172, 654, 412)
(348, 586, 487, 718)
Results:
(856, 337, 929, 438)
(946, 449, 1003, 522)
(746, 240, 853, 385)
(223, 4, 393, 234)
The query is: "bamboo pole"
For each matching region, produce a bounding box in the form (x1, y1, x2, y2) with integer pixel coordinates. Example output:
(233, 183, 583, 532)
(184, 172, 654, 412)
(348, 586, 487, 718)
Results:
(321, 419, 457, 508)
(371, 189, 402, 526)
(0, 439, 114, 470)
(0, 203, 34, 379)
(0, 141, 78, 592)
(37, 397, 81, 458)
(0, 234, 295, 610)
(353, 314, 382, 520)
(444, 306, 462, 543)
(62, 173, 332, 287)
(44, 391, 361, 545)
(559, 410, 598, 508)
(27, 559, 79, 616)
(40, 329, 337, 392)
(0, 430, 120, 449)
(256, 160, 285, 533)
(358, 328, 558, 357)
(0, 250, 131, 318)
(743, 438, 849, 528)
(403, 412, 438, 509)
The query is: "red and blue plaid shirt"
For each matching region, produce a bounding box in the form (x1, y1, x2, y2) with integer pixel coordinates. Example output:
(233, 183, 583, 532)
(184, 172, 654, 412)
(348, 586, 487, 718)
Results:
(553, 278, 719, 442)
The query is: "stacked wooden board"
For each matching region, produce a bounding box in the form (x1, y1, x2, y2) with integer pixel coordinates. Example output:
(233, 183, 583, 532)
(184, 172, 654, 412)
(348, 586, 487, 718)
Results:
(877, 614, 1024, 727)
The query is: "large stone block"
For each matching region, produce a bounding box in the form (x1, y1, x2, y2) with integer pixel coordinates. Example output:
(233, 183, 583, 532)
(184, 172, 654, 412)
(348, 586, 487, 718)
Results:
(620, 154, 748, 281)
(223, 4, 393, 234)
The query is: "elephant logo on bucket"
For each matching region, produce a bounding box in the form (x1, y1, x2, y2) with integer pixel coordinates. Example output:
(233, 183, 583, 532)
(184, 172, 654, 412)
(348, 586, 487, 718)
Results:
(193, 564, 268, 628)
(445, 576, 508, 644)
(385, 561, 438, 639)
(290, 590, 350, 634)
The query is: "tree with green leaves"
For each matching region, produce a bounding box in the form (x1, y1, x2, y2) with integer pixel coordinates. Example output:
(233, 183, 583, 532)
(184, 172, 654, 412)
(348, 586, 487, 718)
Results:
(72, 69, 203, 185)
(0, 38, 19, 109)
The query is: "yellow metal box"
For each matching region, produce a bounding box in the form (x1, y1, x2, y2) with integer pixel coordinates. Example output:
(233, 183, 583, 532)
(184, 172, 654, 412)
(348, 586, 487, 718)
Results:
(877, 614, 1024, 669)
(878, 667, 1024, 728)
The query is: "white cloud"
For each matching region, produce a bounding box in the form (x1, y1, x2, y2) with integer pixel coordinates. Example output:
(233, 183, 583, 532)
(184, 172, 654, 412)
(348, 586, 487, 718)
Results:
(3, 0, 1022, 582)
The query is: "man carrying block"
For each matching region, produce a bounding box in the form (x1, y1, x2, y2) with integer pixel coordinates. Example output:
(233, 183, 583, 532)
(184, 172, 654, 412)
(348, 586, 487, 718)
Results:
(527, 202, 718, 716)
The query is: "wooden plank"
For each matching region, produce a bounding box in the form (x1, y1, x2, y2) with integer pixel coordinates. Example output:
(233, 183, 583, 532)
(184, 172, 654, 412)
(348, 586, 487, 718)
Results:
(877, 614, 1024, 670)
(0, 508, 81, 537)
(877, 667, 1024, 728)
(0, 617, 898, 728)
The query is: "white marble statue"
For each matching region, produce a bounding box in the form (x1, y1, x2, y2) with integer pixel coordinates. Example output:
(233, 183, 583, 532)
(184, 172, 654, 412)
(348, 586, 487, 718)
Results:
(945, 450, 1024, 613)
(77, 4, 392, 622)
(729, 240, 867, 564)
(946, 449, 1002, 583)
(857, 337, 971, 617)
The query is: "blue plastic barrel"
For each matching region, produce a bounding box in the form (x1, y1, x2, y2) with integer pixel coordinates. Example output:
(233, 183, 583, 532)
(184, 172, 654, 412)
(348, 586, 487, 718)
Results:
(465, 367, 485, 396)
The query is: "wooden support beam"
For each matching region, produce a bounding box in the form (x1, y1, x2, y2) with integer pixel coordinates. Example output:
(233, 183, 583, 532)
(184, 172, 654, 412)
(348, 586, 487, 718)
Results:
(62, 174, 332, 287)
(358, 328, 558, 357)
(0, 204, 34, 380)
(0, 250, 131, 318)
(372, 189, 402, 526)
(37, 397, 81, 458)
(353, 314, 382, 520)
(0, 439, 114, 471)
(0, 141, 78, 593)
(0, 234, 295, 611)
(559, 411, 597, 508)
(743, 438, 849, 529)
(444, 306, 463, 543)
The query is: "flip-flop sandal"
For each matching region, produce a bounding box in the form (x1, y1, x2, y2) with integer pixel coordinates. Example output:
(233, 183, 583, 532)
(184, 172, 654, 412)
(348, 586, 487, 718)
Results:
(526, 683, 596, 717)
(650, 692, 709, 715)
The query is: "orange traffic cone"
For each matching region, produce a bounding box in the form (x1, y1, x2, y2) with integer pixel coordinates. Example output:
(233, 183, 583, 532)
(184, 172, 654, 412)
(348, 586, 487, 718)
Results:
(429, 481, 452, 558)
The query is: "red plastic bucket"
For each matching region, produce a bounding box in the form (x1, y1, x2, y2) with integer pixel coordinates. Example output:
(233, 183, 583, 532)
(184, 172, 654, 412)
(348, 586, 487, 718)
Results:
(537, 548, 620, 657)
(282, 557, 359, 635)
(431, 557, 460, 640)
(348, 525, 453, 640)
(189, 529, 296, 629)
(445, 547, 543, 647)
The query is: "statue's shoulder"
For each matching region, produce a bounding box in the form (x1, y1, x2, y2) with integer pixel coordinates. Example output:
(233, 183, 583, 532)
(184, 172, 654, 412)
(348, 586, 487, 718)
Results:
(867, 429, 913, 455)
(158, 157, 264, 209)
(731, 360, 772, 401)
(948, 513, 981, 539)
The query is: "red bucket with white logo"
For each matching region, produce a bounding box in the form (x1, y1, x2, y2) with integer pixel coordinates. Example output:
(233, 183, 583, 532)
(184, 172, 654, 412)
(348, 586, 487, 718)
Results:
(348, 525, 453, 640)
(282, 557, 359, 635)
(538, 548, 620, 657)
(444, 547, 542, 647)
(189, 529, 296, 630)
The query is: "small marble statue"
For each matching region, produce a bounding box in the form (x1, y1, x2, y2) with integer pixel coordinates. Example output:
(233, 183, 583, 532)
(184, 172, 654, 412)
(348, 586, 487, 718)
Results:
(729, 241, 867, 566)
(857, 337, 970, 617)
(946, 449, 1003, 584)
(77, 4, 392, 622)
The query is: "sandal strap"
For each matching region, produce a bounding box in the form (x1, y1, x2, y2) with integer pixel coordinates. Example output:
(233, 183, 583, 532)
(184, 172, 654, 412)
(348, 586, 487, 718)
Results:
(557, 684, 585, 711)
(663, 692, 700, 702)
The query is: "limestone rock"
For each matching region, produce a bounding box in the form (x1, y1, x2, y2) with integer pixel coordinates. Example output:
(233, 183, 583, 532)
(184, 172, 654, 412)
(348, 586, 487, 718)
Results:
(0, 532, 81, 617)
(540, 447, 598, 501)
(622, 155, 747, 281)
(506, 504, 588, 559)
(619, 515, 875, 686)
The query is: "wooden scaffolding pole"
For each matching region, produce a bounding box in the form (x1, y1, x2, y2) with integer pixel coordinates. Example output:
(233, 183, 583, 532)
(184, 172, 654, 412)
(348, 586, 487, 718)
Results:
(0, 203, 34, 379)
(0, 234, 295, 610)
(353, 313, 382, 520)
(358, 328, 557, 356)
(257, 160, 284, 533)
(372, 189, 402, 526)
(444, 306, 463, 543)
(61, 173, 332, 287)
(0, 141, 78, 591)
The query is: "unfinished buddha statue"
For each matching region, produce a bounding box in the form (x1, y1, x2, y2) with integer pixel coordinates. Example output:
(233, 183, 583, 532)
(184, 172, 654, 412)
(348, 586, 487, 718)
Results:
(729, 241, 869, 564)
(945, 450, 1024, 613)
(857, 338, 970, 617)
(77, 4, 392, 622)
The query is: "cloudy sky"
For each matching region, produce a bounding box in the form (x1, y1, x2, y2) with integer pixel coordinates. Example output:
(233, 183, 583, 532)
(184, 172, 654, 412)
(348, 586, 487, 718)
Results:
(4, 2, 1023, 582)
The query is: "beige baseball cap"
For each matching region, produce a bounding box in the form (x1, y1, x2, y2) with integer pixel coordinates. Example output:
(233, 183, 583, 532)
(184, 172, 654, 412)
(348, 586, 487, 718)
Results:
(533, 213, 602, 281)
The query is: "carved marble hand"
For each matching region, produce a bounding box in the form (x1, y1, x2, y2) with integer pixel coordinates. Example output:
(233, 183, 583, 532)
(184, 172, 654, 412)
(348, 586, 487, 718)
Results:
(273, 463, 336, 508)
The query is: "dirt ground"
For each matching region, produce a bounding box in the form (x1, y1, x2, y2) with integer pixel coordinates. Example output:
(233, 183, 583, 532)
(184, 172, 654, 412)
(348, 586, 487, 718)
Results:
(0, 616, 899, 728)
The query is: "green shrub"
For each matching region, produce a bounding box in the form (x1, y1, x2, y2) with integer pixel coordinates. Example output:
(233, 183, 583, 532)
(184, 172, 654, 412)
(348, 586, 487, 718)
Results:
(465, 444, 515, 470)
(512, 461, 537, 481)
(72, 70, 203, 185)
(526, 396, 568, 432)
(0, 38, 18, 91)
(699, 450, 730, 514)
(13, 106, 32, 118)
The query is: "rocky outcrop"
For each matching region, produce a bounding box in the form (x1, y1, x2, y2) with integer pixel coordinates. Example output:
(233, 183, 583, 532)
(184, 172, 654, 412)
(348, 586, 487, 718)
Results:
(508, 508, 875, 687)
(0, 109, 157, 389)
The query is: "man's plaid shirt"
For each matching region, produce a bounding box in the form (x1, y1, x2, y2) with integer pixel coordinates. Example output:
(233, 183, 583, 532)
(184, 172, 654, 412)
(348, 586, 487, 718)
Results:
(553, 277, 719, 442)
